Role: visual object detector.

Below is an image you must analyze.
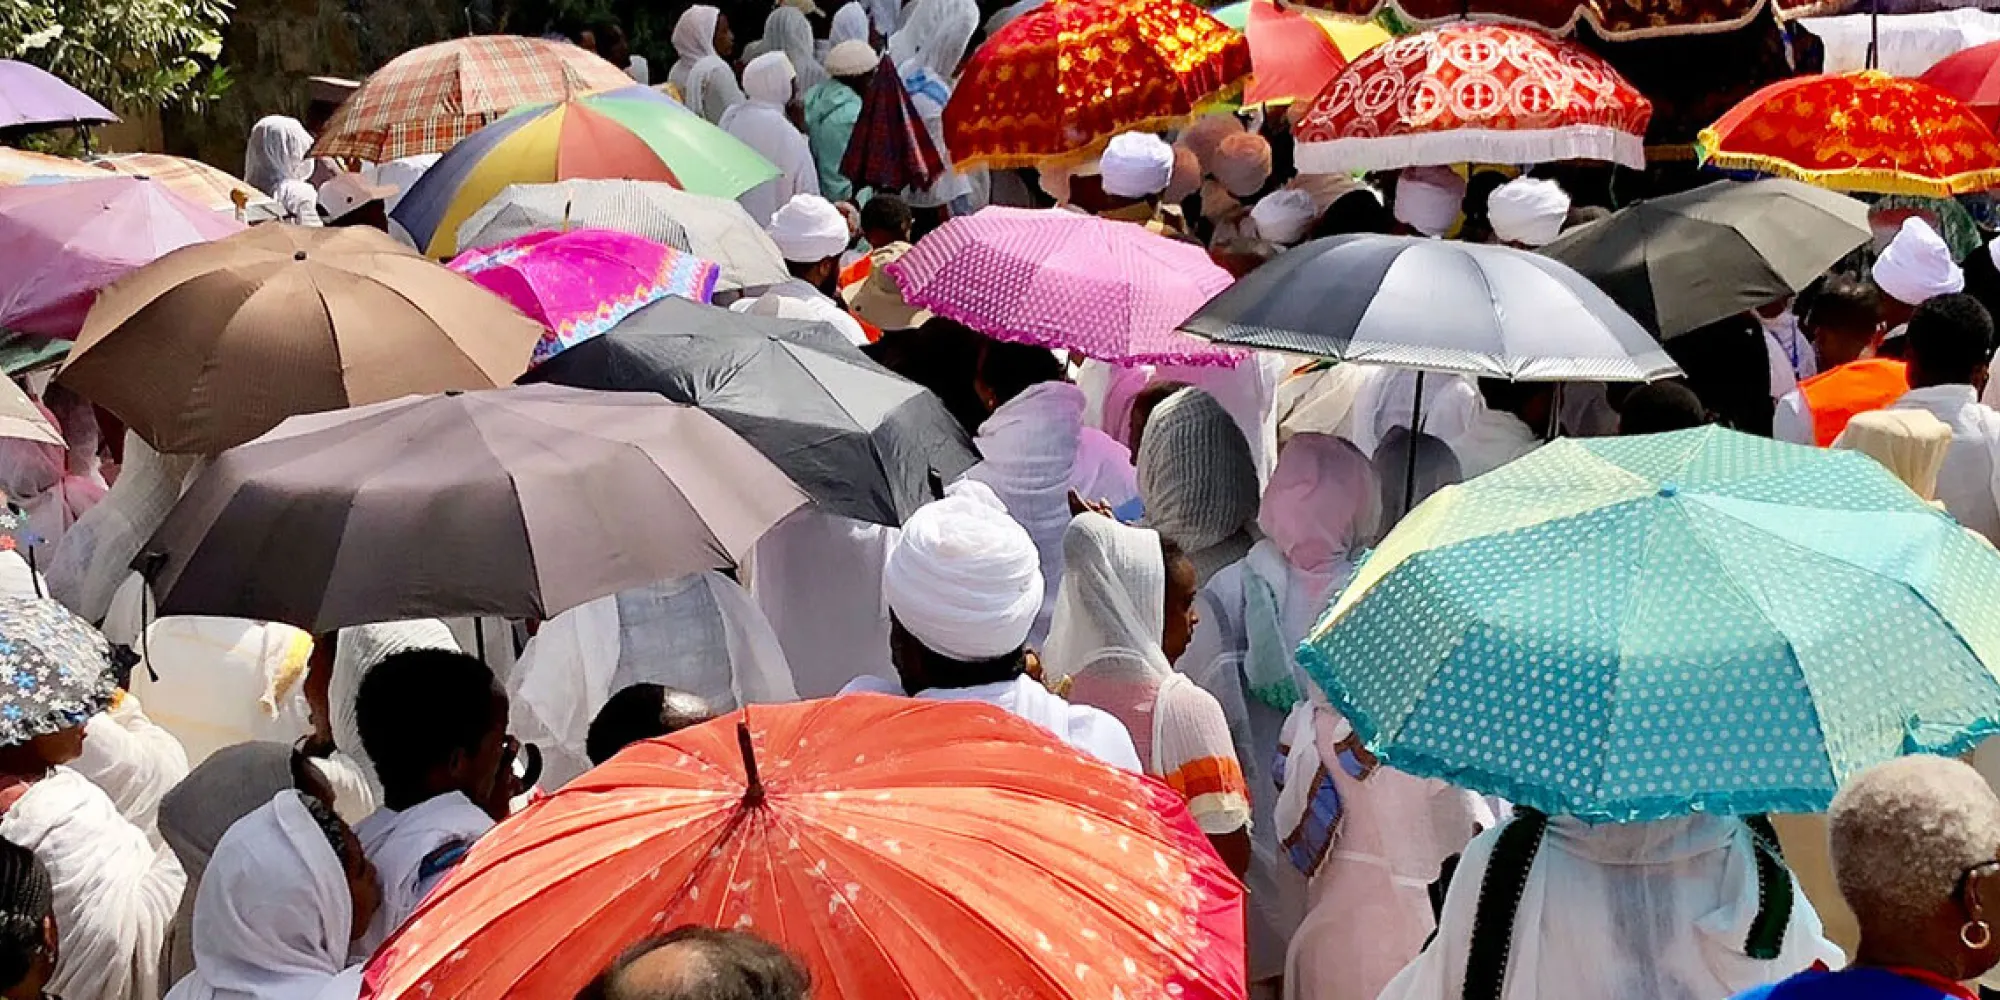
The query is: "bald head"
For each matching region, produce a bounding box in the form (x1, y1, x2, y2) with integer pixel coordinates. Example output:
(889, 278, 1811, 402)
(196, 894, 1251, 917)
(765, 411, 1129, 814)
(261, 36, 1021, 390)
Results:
(580, 927, 809, 1000)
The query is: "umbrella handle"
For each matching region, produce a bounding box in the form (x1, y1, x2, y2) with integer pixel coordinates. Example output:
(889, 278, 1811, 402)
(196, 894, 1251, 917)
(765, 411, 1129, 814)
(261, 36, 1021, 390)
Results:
(737, 721, 766, 808)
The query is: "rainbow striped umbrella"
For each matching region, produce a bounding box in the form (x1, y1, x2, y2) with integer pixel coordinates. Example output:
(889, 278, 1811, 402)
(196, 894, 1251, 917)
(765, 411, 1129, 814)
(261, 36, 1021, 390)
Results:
(393, 85, 779, 259)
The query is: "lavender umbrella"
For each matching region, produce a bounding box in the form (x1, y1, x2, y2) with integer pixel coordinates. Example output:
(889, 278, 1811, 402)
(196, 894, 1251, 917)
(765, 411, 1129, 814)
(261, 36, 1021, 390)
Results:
(0, 61, 117, 130)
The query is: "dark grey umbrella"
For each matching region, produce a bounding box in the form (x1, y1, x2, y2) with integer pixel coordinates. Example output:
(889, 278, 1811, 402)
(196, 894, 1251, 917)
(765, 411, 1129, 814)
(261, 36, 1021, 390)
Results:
(520, 297, 977, 526)
(1181, 234, 1679, 382)
(1540, 179, 1871, 338)
(139, 384, 810, 633)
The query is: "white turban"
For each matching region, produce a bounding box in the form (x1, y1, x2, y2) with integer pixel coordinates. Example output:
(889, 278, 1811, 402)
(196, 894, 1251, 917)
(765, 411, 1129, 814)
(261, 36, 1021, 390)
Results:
(826, 39, 878, 77)
(1874, 217, 1964, 307)
(1487, 176, 1571, 247)
(767, 193, 850, 263)
(741, 52, 797, 105)
(1250, 188, 1318, 246)
(1393, 166, 1466, 238)
(883, 481, 1044, 661)
(1099, 132, 1175, 200)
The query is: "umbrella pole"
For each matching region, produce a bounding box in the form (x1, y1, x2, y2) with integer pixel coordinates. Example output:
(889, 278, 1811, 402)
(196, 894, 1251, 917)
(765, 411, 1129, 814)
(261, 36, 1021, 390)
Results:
(1867, 0, 1879, 71)
(24, 545, 38, 599)
(737, 720, 766, 807)
(475, 617, 487, 664)
(1404, 370, 1426, 516)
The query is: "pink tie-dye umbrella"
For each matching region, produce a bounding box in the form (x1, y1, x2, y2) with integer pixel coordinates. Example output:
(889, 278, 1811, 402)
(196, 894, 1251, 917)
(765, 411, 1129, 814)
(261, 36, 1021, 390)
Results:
(885, 207, 1243, 367)
(448, 228, 721, 365)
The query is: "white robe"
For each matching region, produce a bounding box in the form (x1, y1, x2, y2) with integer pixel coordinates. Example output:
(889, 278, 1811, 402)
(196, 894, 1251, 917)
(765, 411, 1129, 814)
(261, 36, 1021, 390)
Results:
(1890, 384, 2000, 543)
(351, 792, 494, 961)
(1, 767, 184, 1000)
(723, 100, 821, 226)
(841, 674, 1143, 772)
(72, 693, 190, 844)
(749, 508, 898, 698)
(1446, 407, 1542, 480)
(730, 279, 869, 346)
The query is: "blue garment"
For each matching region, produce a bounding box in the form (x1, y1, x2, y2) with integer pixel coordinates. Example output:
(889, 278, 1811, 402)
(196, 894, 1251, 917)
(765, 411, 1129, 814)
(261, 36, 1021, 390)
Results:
(1734, 967, 1964, 1000)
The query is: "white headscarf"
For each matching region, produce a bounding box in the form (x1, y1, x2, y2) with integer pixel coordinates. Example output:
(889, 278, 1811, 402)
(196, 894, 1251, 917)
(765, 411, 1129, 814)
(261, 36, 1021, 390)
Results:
(1393, 166, 1465, 238)
(831, 3, 871, 46)
(1249, 188, 1318, 247)
(1138, 388, 1261, 583)
(766, 193, 850, 262)
(965, 381, 1087, 648)
(164, 791, 357, 1000)
(243, 116, 313, 196)
(510, 573, 797, 788)
(737, 50, 797, 109)
(1873, 216, 1964, 307)
(47, 432, 201, 623)
(671, 6, 746, 125)
(672, 6, 724, 64)
(762, 7, 831, 92)
(1486, 177, 1571, 247)
(1099, 132, 1175, 200)
(159, 743, 300, 990)
(1042, 514, 1169, 686)
(888, 0, 978, 77)
(864, 0, 903, 36)
(883, 481, 1044, 661)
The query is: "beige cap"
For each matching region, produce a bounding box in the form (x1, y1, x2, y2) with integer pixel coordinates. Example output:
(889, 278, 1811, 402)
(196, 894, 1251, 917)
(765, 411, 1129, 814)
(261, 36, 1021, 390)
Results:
(843, 242, 930, 332)
(826, 40, 879, 77)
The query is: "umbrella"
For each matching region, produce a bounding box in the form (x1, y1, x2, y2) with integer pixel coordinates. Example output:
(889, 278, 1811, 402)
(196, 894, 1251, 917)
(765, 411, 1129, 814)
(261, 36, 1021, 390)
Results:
(58, 224, 544, 455)
(1181, 233, 1676, 380)
(1292, 22, 1653, 173)
(0, 176, 245, 338)
(1212, 1, 1249, 28)
(393, 85, 780, 260)
(1288, 0, 1770, 39)
(1540, 179, 1872, 339)
(886, 207, 1242, 367)
(0, 597, 117, 746)
(0, 61, 117, 131)
(456, 180, 791, 291)
(842, 55, 945, 194)
(1697, 70, 2000, 197)
(1921, 37, 2000, 132)
(1804, 10, 2000, 78)
(139, 384, 809, 633)
(1242, 2, 1389, 109)
(89, 153, 282, 222)
(0, 334, 69, 378)
(310, 35, 635, 162)
(1302, 426, 2000, 822)
(361, 696, 1247, 1000)
(0, 377, 61, 447)
(0, 149, 100, 184)
(521, 297, 979, 526)
(447, 229, 722, 366)
(944, 0, 1251, 169)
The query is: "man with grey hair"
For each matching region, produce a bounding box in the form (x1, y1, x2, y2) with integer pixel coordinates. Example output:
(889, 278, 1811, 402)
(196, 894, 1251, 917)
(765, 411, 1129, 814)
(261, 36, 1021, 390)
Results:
(1731, 754, 2000, 999)
(577, 926, 809, 1000)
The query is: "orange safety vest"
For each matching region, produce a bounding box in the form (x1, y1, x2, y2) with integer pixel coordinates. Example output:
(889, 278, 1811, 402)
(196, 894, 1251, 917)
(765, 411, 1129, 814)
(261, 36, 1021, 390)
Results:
(1797, 358, 1910, 446)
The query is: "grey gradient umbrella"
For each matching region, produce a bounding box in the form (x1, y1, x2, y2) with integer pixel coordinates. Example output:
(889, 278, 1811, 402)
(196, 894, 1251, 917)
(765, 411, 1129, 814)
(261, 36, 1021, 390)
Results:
(1181, 234, 1679, 382)
(521, 298, 977, 526)
(1541, 179, 1871, 338)
(139, 384, 809, 633)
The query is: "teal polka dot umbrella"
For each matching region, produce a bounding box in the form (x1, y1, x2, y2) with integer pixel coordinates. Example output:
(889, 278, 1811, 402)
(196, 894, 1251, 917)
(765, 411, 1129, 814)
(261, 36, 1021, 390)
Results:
(1300, 425, 2000, 823)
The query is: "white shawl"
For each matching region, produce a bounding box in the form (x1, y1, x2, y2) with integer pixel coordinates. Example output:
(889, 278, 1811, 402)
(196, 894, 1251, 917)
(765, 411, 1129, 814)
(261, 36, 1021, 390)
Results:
(46, 433, 201, 624)
(72, 692, 191, 842)
(748, 508, 897, 698)
(841, 674, 1142, 772)
(965, 382, 1088, 648)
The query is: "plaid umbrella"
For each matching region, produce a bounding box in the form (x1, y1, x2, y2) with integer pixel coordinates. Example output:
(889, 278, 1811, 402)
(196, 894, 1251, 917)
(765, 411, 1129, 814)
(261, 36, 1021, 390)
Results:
(90, 153, 281, 222)
(311, 35, 635, 162)
(842, 55, 944, 194)
(0, 597, 116, 748)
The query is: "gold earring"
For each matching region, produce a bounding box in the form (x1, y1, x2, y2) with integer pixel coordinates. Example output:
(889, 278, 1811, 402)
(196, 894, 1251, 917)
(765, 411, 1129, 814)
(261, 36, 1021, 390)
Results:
(1962, 920, 1992, 950)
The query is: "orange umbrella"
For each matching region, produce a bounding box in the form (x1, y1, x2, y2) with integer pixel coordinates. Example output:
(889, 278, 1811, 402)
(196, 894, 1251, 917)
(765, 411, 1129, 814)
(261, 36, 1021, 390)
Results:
(1697, 70, 2000, 197)
(944, 0, 1249, 169)
(1243, 1, 1387, 109)
(362, 696, 1248, 1000)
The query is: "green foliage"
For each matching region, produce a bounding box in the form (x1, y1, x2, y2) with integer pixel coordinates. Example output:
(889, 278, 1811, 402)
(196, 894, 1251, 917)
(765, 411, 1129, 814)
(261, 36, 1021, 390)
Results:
(0, 0, 234, 112)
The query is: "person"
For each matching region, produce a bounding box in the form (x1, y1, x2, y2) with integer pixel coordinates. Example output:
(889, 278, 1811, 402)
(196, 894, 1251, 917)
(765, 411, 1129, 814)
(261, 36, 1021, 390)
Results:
(323, 620, 460, 820)
(1136, 388, 1260, 585)
(723, 53, 821, 226)
(350, 648, 517, 958)
(759, 7, 830, 94)
(747, 506, 898, 699)
(315, 173, 396, 231)
(1485, 176, 1570, 248)
(1888, 293, 2000, 541)
(1758, 295, 1816, 399)
(1042, 513, 1252, 873)
(1250, 189, 1318, 248)
(1447, 378, 1550, 479)
(1775, 278, 1904, 446)
(829, 2, 869, 46)
(1876, 217, 1965, 339)
(666, 6, 744, 125)
(735, 194, 867, 344)
(1200, 132, 1274, 244)
(597, 23, 646, 84)
(858, 193, 910, 252)
(843, 483, 1143, 772)
(47, 433, 199, 624)
(1374, 426, 1461, 518)
(244, 116, 322, 227)
(1830, 407, 1954, 501)
(1072, 131, 1178, 231)
(886, 0, 982, 226)
(1732, 755, 2000, 1000)
(1392, 166, 1465, 238)
(584, 686, 715, 766)
(576, 927, 810, 1000)
(0, 405, 102, 561)
(164, 790, 377, 1000)
(804, 40, 875, 204)
(509, 573, 796, 787)
(1618, 380, 1708, 435)
(0, 837, 52, 1000)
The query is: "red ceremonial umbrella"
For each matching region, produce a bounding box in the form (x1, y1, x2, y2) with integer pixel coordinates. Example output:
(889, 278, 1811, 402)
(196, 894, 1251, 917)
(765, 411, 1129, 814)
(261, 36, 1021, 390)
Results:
(1291, 22, 1652, 174)
(1921, 39, 2000, 133)
(1287, 0, 1776, 40)
(360, 696, 1247, 1000)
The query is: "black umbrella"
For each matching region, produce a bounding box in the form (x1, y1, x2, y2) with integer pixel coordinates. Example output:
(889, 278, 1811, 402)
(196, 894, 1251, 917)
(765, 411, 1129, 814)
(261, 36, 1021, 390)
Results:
(521, 298, 978, 526)
(1540, 179, 1871, 338)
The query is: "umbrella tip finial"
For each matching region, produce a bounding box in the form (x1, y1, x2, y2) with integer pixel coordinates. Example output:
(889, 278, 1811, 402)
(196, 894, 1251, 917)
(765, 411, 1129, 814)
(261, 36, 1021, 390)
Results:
(737, 720, 765, 809)
(293, 250, 308, 261)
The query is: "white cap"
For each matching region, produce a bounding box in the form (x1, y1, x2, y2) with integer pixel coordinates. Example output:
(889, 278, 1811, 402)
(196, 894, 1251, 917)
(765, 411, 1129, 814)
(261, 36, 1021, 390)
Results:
(1098, 132, 1175, 200)
(316, 172, 398, 222)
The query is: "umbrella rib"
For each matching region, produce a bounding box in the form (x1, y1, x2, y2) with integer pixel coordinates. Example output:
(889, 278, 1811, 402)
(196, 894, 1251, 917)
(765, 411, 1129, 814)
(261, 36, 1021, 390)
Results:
(365, 264, 506, 382)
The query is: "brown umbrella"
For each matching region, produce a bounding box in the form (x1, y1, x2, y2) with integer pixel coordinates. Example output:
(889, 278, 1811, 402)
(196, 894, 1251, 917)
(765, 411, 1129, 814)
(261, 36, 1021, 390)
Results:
(139, 384, 810, 633)
(58, 224, 543, 455)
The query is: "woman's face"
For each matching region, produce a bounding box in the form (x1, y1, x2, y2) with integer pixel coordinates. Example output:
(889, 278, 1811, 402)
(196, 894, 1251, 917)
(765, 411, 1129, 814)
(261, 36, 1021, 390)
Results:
(714, 17, 735, 60)
(1161, 550, 1200, 664)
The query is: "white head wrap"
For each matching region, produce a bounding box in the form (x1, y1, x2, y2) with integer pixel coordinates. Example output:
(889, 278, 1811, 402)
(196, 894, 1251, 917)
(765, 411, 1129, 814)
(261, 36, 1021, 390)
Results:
(883, 482, 1044, 661)
(1041, 513, 1168, 686)
(888, 0, 979, 77)
(672, 5, 723, 60)
(1137, 388, 1260, 581)
(864, 0, 903, 36)
(1393, 165, 1466, 238)
(767, 193, 851, 262)
(1873, 216, 1965, 307)
(179, 791, 354, 1000)
(1099, 132, 1175, 200)
(244, 116, 313, 197)
(740, 51, 797, 106)
(832, 3, 871, 45)
(1249, 188, 1318, 246)
(1486, 176, 1571, 247)
(826, 39, 879, 76)
(761, 7, 830, 92)
(683, 58, 746, 125)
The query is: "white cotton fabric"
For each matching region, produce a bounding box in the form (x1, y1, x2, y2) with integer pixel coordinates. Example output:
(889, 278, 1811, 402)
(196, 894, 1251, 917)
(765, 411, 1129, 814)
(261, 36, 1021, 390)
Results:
(840, 673, 1142, 771)
(864, 0, 903, 35)
(767, 193, 850, 262)
(726, 54, 822, 226)
(825, 39, 878, 76)
(1042, 514, 1169, 686)
(1486, 177, 1570, 247)
(1446, 405, 1542, 480)
(668, 7, 745, 125)
(1393, 166, 1464, 238)
(47, 432, 201, 625)
(165, 791, 359, 1000)
(1872, 216, 1964, 307)
(889, 0, 982, 210)
(729, 278, 870, 345)
(159, 742, 300, 990)
(352, 792, 494, 961)
(831, 4, 871, 46)
(749, 508, 898, 698)
(126, 613, 319, 767)
(1250, 189, 1317, 247)
(882, 482, 1044, 662)
(1833, 406, 1953, 501)
(1138, 388, 1261, 584)
(511, 572, 797, 787)
(1099, 132, 1174, 199)
(1344, 368, 1482, 457)
(365, 154, 439, 214)
(2, 767, 184, 1000)
(966, 382, 1093, 647)
(73, 692, 191, 842)
(1378, 815, 1840, 1000)
(1890, 384, 2000, 542)
(328, 619, 462, 808)
(244, 116, 322, 227)
(762, 7, 831, 93)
